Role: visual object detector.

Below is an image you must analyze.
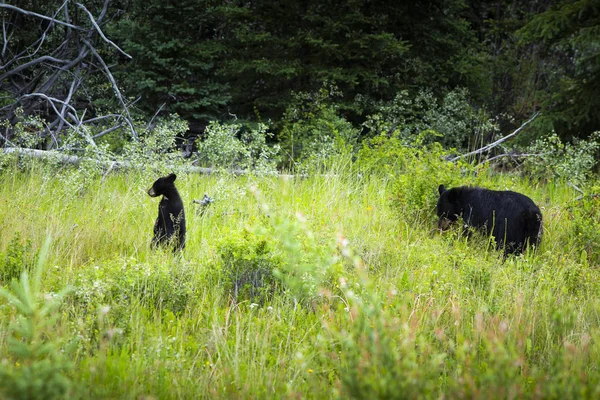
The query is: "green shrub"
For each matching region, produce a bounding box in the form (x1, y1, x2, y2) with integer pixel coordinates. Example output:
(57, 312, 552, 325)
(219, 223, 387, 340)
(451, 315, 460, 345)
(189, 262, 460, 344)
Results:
(0, 232, 34, 285)
(279, 85, 359, 170)
(356, 134, 481, 221)
(360, 88, 498, 151)
(522, 132, 600, 184)
(72, 256, 196, 323)
(196, 121, 280, 174)
(215, 229, 283, 304)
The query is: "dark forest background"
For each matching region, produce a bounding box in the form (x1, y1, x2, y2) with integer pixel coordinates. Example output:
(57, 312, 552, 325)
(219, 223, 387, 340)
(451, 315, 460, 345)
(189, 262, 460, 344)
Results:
(1, 0, 599, 161)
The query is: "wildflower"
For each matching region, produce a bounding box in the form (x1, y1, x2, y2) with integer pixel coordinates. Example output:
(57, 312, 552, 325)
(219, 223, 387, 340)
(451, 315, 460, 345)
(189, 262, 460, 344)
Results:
(308, 369, 314, 374)
(250, 303, 259, 309)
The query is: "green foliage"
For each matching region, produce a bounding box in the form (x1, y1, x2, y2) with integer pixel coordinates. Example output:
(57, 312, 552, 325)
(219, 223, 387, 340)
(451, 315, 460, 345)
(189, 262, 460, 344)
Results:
(109, 0, 230, 122)
(0, 238, 75, 400)
(0, 232, 33, 285)
(196, 121, 280, 173)
(122, 114, 189, 171)
(72, 256, 195, 322)
(567, 184, 600, 265)
(2, 157, 600, 397)
(518, 0, 600, 137)
(279, 86, 359, 170)
(356, 133, 481, 220)
(0, 109, 47, 149)
(522, 131, 600, 184)
(215, 229, 282, 304)
(361, 88, 499, 151)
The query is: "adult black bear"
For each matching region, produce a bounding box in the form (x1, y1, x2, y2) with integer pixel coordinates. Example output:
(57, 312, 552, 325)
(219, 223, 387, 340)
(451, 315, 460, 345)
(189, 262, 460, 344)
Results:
(147, 173, 186, 250)
(436, 185, 542, 256)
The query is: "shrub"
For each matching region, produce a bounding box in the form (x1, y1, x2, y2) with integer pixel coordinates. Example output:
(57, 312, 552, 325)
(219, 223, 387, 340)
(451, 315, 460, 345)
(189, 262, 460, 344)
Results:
(196, 121, 280, 174)
(215, 229, 283, 304)
(0, 232, 34, 285)
(522, 131, 600, 184)
(357, 133, 481, 221)
(279, 85, 359, 170)
(71, 256, 196, 327)
(360, 88, 498, 151)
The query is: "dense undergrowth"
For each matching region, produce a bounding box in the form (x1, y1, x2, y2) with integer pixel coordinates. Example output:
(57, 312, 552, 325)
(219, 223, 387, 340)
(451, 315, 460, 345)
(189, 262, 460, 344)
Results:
(1, 150, 600, 399)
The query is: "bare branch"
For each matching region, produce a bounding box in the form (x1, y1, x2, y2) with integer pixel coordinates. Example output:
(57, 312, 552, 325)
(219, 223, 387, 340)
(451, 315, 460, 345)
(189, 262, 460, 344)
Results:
(84, 114, 123, 124)
(82, 38, 137, 140)
(76, 3, 132, 59)
(20, 93, 78, 132)
(55, 76, 82, 134)
(2, 14, 7, 57)
(92, 123, 126, 139)
(22, 93, 79, 118)
(449, 112, 540, 162)
(0, 3, 81, 30)
(148, 103, 166, 130)
(568, 181, 584, 196)
(0, 55, 70, 80)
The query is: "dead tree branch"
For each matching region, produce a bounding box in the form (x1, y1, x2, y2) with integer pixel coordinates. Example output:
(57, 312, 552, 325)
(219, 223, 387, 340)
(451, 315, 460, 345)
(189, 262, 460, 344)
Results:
(0, 3, 81, 30)
(76, 3, 132, 59)
(0, 0, 137, 147)
(449, 112, 540, 162)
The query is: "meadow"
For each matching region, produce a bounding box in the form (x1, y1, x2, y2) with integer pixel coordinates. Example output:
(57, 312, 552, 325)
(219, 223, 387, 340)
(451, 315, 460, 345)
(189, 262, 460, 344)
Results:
(1, 153, 600, 399)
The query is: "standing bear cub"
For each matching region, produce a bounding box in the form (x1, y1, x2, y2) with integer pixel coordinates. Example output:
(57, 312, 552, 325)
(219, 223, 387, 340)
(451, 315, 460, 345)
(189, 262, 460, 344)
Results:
(436, 185, 542, 256)
(148, 173, 186, 250)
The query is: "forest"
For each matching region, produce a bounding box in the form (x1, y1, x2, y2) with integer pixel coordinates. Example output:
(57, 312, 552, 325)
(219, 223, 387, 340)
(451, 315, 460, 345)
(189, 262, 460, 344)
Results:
(1, 0, 600, 399)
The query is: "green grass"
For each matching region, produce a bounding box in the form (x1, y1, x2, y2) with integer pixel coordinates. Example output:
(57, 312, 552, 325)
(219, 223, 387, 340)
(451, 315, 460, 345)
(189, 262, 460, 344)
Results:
(1, 159, 600, 399)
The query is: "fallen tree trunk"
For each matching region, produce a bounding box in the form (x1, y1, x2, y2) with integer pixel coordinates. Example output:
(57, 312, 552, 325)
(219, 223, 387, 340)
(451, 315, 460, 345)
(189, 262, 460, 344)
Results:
(1, 147, 249, 176)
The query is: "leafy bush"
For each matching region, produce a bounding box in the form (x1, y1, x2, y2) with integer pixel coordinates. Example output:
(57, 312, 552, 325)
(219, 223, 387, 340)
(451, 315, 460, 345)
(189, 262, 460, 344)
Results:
(522, 131, 600, 184)
(121, 114, 189, 172)
(357, 133, 481, 221)
(215, 229, 283, 304)
(0, 232, 34, 285)
(279, 85, 359, 170)
(360, 88, 498, 151)
(0, 108, 48, 149)
(196, 121, 280, 174)
(72, 256, 196, 325)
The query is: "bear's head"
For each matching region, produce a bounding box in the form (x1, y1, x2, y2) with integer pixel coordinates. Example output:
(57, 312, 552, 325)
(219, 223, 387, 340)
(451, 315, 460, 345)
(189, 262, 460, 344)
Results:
(436, 184, 461, 230)
(148, 173, 177, 198)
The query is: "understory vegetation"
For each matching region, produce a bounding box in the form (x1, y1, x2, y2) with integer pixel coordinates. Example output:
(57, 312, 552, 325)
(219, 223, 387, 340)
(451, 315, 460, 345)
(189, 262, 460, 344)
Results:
(1, 135, 600, 398)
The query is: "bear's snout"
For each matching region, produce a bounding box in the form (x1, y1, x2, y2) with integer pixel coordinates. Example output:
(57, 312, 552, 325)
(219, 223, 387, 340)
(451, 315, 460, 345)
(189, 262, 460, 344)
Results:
(148, 187, 157, 197)
(438, 217, 452, 231)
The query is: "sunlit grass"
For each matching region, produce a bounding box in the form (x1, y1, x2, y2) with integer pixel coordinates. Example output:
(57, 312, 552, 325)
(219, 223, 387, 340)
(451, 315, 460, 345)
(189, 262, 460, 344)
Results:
(1, 158, 599, 398)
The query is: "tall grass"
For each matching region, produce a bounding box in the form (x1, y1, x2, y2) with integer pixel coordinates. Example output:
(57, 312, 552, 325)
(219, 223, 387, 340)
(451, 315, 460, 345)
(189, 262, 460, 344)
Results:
(1, 157, 599, 399)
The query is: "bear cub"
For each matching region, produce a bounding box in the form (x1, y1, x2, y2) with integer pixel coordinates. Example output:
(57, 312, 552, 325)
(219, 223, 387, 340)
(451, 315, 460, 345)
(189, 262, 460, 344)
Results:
(148, 173, 186, 250)
(436, 184, 542, 256)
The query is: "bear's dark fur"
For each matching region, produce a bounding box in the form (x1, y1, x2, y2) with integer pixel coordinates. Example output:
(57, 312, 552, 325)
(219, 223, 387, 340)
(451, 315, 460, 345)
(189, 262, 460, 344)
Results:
(147, 173, 186, 250)
(436, 185, 542, 255)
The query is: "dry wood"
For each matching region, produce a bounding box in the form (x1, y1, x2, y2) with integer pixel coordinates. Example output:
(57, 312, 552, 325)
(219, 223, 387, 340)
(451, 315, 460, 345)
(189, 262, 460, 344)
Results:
(449, 112, 540, 162)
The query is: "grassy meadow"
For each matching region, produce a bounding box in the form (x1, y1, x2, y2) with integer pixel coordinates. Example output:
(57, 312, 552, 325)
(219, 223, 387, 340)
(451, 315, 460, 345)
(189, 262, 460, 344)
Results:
(1, 157, 600, 399)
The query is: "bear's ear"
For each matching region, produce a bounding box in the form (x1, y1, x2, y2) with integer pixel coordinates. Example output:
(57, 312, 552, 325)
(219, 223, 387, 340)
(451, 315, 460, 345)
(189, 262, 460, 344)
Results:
(167, 173, 177, 182)
(438, 184, 446, 196)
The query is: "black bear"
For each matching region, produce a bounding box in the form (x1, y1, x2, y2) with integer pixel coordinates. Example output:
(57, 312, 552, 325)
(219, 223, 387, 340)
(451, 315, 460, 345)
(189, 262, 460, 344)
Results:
(436, 185, 542, 255)
(147, 173, 186, 250)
